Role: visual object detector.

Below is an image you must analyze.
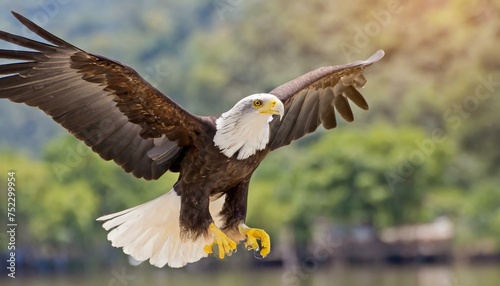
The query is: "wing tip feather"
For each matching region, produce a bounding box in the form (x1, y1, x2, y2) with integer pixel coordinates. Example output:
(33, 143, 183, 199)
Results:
(365, 49, 385, 64)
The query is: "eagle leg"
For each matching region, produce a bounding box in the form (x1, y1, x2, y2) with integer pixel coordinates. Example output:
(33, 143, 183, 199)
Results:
(238, 223, 271, 258)
(204, 222, 237, 259)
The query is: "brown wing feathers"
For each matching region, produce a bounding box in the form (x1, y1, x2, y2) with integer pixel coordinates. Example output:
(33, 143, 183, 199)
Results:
(1, 11, 383, 176)
(268, 50, 384, 149)
(0, 12, 203, 179)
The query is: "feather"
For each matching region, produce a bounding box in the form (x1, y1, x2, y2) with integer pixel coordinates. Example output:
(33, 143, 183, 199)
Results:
(214, 93, 280, 160)
(147, 137, 181, 164)
(0, 11, 209, 180)
(334, 95, 354, 122)
(344, 85, 369, 110)
(268, 50, 384, 149)
(97, 190, 226, 268)
(318, 87, 337, 129)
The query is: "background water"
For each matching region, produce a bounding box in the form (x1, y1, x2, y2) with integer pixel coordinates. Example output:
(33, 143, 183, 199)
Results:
(2, 263, 499, 286)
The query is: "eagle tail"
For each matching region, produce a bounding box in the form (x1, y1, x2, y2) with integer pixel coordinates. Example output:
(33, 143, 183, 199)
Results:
(97, 190, 225, 268)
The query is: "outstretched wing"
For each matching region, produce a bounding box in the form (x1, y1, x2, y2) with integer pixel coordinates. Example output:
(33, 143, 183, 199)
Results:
(267, 50, 384, 150)
(0, 12, 207, 180)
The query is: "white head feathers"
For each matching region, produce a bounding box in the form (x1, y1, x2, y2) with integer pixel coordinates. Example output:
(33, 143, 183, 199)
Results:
(213, 93, 284, 160)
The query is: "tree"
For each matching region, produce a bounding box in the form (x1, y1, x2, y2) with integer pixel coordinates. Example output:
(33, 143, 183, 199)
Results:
(249, 123, 457, 238)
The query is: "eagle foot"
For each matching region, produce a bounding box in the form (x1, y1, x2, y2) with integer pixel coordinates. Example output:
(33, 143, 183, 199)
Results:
(204, 223, 237, 259)
(239, 224, 271, 258)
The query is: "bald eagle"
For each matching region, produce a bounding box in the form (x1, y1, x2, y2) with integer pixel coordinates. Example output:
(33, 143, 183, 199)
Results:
(0, 12, 384, 267)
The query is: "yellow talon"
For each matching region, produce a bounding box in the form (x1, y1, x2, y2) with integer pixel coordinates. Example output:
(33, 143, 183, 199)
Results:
(239, 224, 271, 258)
(204, 223, 237, 259)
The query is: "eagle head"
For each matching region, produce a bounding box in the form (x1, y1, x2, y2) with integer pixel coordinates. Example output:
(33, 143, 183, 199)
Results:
(240, 93, 285, 120)
(214, 93, 285, 160)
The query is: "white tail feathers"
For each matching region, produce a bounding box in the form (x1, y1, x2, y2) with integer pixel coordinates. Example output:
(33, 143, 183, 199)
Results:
(97, 189, 225, 268)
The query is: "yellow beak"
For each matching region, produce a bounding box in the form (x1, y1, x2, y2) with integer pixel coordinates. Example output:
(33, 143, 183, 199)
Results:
(259, 99, 285, 120)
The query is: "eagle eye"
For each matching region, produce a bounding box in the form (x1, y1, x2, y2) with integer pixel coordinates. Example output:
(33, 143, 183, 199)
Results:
(252, 99, 262, 108)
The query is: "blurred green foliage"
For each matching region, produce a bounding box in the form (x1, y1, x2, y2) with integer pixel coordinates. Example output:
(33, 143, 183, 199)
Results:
(0, 0, 499, 262)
